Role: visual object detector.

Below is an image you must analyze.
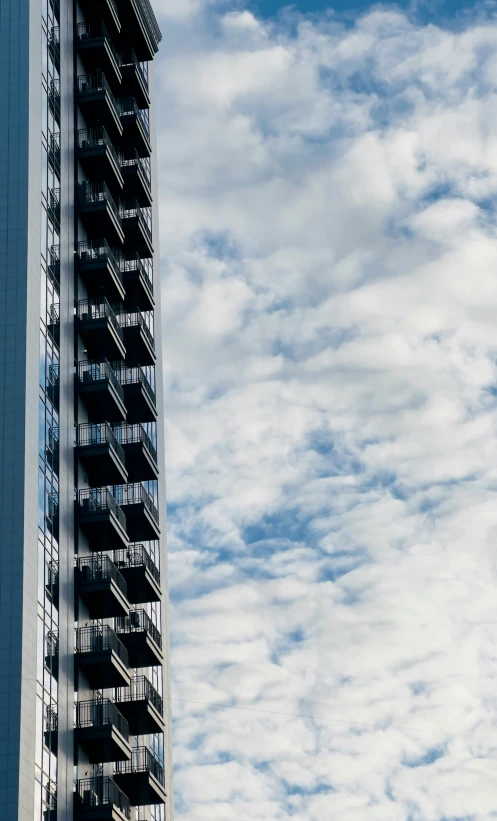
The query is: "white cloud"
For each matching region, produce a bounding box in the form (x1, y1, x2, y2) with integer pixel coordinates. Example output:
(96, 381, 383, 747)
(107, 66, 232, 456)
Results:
(153, 2, 497, 819)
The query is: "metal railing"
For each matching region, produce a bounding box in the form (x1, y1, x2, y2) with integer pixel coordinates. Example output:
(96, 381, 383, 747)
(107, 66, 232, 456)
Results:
(75, 625, 129, 667)
(117, 311, 154, 351)
(116, 674, 163, 714)
(47, 560, 59, 593)
(121, 49, 149, 91)
(76, 21, 121, 69)
(45, 706, 58, 733)
(77, 698, 129, 740)
(133, 0, 162, 51)
(77, 487, 126, 531)
(47, 245, 60, 285)
(77, 422, 125, 465)
(115, 608, 162, 650)
(77, 239, 123, 284)
(120, 150, 151, 183)
(77, 359, 124, 403)
(79, 181, 122, 227)
(112, 423, 157, 465)
(48, 132, 60, 172)
(46, 631, 59, 661)
(75, 777, 130, 820)
(48, 79, 60, 122)
(114, 745, 164, 785)
(121, 200, 152, 243)
(77, 554, 127, 598)
(119, 97, 150, 136)
(111, 363, 156, 406)
(77, 126, 121, 170)
(118, 252, 153, 291)
(77, 298, 123, 343)
(114, 543, 160, 585)
(77, 72, 121, 120)
(113, 483, 159, 525)
(47, 188, 60, 225)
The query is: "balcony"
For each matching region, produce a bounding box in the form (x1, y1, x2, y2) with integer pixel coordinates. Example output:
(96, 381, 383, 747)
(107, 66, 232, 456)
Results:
(45, 631, 59, 681)
(75, 626, 131, 689)
(77, 0, 121, 36)
(120, 152, 152, 207)
(119, 254, 154, 311)
(114, 746, 167, 806)
(76, 423, 128, 485)
(117, 0, 162, 61)
(75, 699, 131, 763)
(114, 544, 161, 604)
(47, 303, 59, 344)
(120, 50, 150, 109)
(45, 560, 59, 607)
(46, 425, 59, 470)
(121, 201, 153, 258)
(77, 240, 126, 304)
(76, 554, 130, 618)
(77, 128, 124, 194)
(48, 132, 60, 177)
(77, 73, 123, 139)
(76, 487, 128, 551)
(74, 776, 130, 821)
(47, 245, 60, 287)
(113, 483, 160, 541)
(115, 609, 163, 667)
(113, 423, 158, 481)
(48, 79, 60, 125)
(78, 182, 125, 246)
(77, 299, 126, 361)
(119, 98, 151, 158)
(47, 188, 60, 228)
(48, 26, 60, 70)
(76, 22, 122, 90)
(46, 364, 59, 409)
(44, 708, 58, 754)
(111, 364, 157, 422)
(115, 675, 164, 735)
(77, 360, 127, 422)
(117, 311, 155, 366)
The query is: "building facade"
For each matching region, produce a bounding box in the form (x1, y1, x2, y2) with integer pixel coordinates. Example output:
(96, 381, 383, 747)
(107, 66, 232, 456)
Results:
(0, 1, 173, 820)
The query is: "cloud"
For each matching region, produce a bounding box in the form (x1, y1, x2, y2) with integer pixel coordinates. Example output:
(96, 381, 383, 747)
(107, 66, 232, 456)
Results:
(153, 2, 497, 819)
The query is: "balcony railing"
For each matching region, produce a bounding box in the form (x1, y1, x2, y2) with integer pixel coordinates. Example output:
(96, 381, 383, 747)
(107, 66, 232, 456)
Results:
(114, 745, 164, 785)
(78, 298, 123, 341)
(76, 21, 121, 67)
(48, 26, 60, 67)
(48, 79, 60, 122)
(113, 483, 159, 525)
(77, 238, 123, 279)
(78, 359, 124, 398)
(117, 310, 154, 350)
(119, 96, 150, 138)
(114, 543, 160, 585)
(47, 188, 60, 226)
(79, 181, 122, 226)
(116, 674, 163, 714)
(76, 625, 129, 666)
(77, 554, 128, 597)
(119, 252, 153, 289)
(77, 422, 125, 464)
(75, 776, 130, 820)
(77, 698, 129, 739)
(77, 126, 121, 169)
(77, 487, 126, 531)
(121, 151, 151, 183)
(116, 608, 162, 650)
(113, 423, 157, 465)
(121, 48, 149, 88)
(111, 363, 156, 405)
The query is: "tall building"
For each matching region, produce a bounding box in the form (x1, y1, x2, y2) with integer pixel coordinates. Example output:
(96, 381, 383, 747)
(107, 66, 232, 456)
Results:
(0, 1, 173, 820)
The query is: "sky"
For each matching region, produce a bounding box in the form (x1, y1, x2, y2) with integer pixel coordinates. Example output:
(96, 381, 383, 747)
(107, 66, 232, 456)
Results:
(152, 0, 497, 818)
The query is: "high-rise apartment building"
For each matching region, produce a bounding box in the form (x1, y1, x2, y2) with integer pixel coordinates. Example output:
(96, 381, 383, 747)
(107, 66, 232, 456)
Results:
(0, 1, 173, 820)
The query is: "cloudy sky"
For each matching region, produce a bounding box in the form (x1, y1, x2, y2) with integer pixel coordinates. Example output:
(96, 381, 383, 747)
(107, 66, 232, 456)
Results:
(152, 0, 497, 817)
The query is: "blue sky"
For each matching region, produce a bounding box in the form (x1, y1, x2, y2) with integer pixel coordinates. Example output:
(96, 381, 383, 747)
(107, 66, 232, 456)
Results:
(152, 0, 497, 818)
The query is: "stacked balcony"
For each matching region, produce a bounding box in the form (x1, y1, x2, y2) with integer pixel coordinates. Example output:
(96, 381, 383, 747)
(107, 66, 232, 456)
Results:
(76, 22, 122, 90)
(115, 675, 164, 734)
(121, 152, 152, 207)
(115, 609, 163, 667)
(117, 0, 162, 61)
(77, 299, 126, 361)
(111, 364, 157, 422)
(119, 98, 151, 158)
(121, 200, 153, 258)
(114, 746, 167, 805)
(120, 253, 154, 311)
(77, 73, 123, 139)
(75, 699, 131, 763)
(76, 555, 130, 618)
(75, 625, 131, 689)
(77, 241, 126, 303)
(76, 487, 128, 550)
(76, 423, 128, 485)
(113, 482, 160, 541)
(78, 0, 121, 37)
(114, 544, 160, 603)
(113, 423, 158, 480)
(74, 776, 130, 821)
(77, 128, 124, 195)
(120, 51, 150, 109)
(117, 311, 155, 365)
(79, 182, 124, 246)
(77, 360, 127, 421)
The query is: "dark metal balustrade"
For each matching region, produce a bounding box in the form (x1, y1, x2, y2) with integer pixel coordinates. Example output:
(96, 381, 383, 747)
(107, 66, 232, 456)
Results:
(112, 423, 158, 481)
(77, 240, 125, 303)
(115, 675, 164, 734)
(121, 200, 153, 258)
(114, 543, 161, 603)
(75, 625, 131, 689)
(119, 253, 154, 311)
(119, 97, 151, 158)
(77, 72, 123, 138)
(120, 49, 149, 109)
(48, 79, 60, 124)
(45, 631, 59, 681)
(76, 22, 122, 88)
(78, 181, 124, 245)
(114, 745, 167, 806)
(111, 363, 157, 422)
(113, 482, 160, 541)
(76, 554, 130, 618)
(76, 487, 128, 551)
(115, 608, 163, 667)
(77, 298, 126, 361)
(74, 776, 130, 821)
(77, 127, 124, 193)
(76, 422, 128, 485)
(77, 360, 127, 422)
(75, 699, 131, 763)
(117, 311, 155, 366)
(120, 151, 151, 207)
